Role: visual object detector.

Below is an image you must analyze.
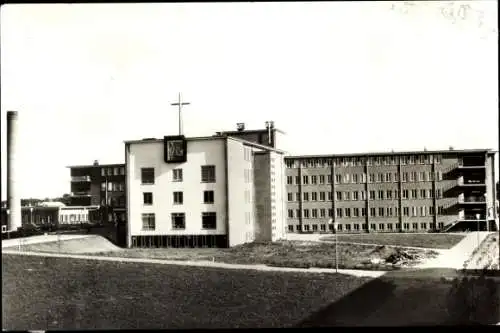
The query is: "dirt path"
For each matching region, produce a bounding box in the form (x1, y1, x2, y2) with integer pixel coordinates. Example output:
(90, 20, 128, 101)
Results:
(2, 249, 387, 278)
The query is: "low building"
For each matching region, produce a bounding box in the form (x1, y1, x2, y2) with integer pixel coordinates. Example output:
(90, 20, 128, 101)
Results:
(124, 134, 287, 248)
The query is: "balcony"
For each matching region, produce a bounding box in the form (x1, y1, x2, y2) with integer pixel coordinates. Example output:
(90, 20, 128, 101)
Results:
(458, 158, 486, 169)
(71, 191, 92, 197)
(71, 176, 91, 182)
(458, 196, 486, 204)
(458, 176, 485, 187)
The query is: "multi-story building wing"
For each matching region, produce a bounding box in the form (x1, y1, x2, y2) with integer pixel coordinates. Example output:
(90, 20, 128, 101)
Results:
(124, 134, 286, 248)
(285, 149, 497, 233)
(67, 161, 126, 222)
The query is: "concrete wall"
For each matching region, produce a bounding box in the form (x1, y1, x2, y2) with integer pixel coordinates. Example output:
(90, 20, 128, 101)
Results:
(270, 151, 287, 241)
(127, 139, 227, 239)
(226, 139, 255, 246)
(253, 153, 271, 241)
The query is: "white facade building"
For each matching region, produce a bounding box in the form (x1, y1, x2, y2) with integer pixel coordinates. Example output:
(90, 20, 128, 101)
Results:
(125, 134, 286, 248)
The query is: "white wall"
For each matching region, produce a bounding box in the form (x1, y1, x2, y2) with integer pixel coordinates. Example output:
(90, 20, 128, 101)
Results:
(226, 139, 256, 246)
(127, 139, 227, 238)
(271, 151, 287, 241)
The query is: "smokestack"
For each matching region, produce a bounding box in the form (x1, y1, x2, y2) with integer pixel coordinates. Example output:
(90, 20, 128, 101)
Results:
(7, 111, 21, 231)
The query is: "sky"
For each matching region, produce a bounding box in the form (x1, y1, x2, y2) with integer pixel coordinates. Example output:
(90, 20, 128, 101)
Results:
(1, 1, 498, 199)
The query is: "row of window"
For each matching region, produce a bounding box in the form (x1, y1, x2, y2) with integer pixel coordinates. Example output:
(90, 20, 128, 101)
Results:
(59, 214, 89, 223)
(285, 155, 443, 168)
(141, 212, 217, 230)
(288, 189, 443, 202)
(143, 191, 215, 205)
(287, 171, 443, 185)
(288, 206, 445, 219)
(101, 196, 126, 207)
(100, 182, 125, 192)
(289, 222, 445, 232)
(101, 167, 125, 176)
(141, 166, 215, 184)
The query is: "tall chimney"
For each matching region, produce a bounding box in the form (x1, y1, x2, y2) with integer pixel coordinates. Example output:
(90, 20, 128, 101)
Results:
(7, 111, 21, 231)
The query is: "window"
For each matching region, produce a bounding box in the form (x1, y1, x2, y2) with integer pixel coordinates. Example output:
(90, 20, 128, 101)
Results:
(295, 176, 300, 185)
(327, 190, 332, 201)
(296, 225, 302, 232)
(327, 175, 332, 184)
(204, 190, 214, 204)
(141, 168, 155, 185)
(411, 189, 418, 199)
(377, 173, 383, 183)
(353, 174, 358, 183)
(420, 206, 426, 216)
(202, 212, 217, 229)
(403, 207, 410, 216)
(345, 208, 351, 217)
(288, 225, 294, 231)
(311, 192, 318, 201)
(353, 191, 359, 201)
(402, 172, 408, 182)
(361, 191, 366, 200)
(320, 208, 326, 217)
(142, 213, 155, 230)
(420, 222, 427, 229)
(173, 191, 183, 205)
(438, 206, 444, 215)
(335, 174, 342, 184)
(410, 172, 416, 182)
(287, 176, 293, 184)
(303, 175, 309, 185)
(344, 192, 351, 201)
(101, 168, 105, 176)
(378, 190, 384, 200)
(353, 223, 359, 230)
(420, 189, 427, 199)
(312, 224, 318, 231)
(336, 208, 343, 218)
(296, 209, 301, 218)
(386, 190, 392, 200)
(361, 208, 366, 217)
(120, 167, 125, 175)
(386, 173, 392, 182)
(286, 160, 294, 168)
(378, 223, 385, 230)
(321, 224, 326, 231)
(387, 223, 393, 230)
(108, 181, 113, 192)
(143, 192, 153, 205)
(288, 193, 293, 201)
(412, 206, 418, 217)
(402, 190, 409, 199)
(312, 209, 318, 218)
(353, 208, 360, 217)
(201, 165, 216, 183)
(311, 175, 317, 184)
(168, 213, 185, 229)
(371, 223, 377, 230)
(370, 207, 376, 217)
(345, 224, 351, 231)
(304, 224, 310, 231)
(378, 207, 385, 217)
(429, 189, 434, 198)
(320, 192, 326, 201)
(369, 191, 376, 200)
(344, 174, 350, 183)
(319, 175, 325, 184)
(303, 192, 309, 201)
(369, 174, 375, 183)
(436, 189, 442, 199)
(328, 209, 333, 217)
(288, 209, 294, 218)
(101, 182, 106, 191)
(295, 193, 301, 201)
(336, 191, 342, 201)
(303, 209, 310, 218)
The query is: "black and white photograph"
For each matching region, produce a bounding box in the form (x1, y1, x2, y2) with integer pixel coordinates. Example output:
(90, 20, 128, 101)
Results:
(1, 1, 499, 329)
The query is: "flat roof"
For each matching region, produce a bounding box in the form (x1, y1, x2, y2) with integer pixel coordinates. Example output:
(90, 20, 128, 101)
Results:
(124, 135, 286, 154)
(67, 163, 125, 169)
(285, 149, 496, 159)
(219, 128, 286, 135)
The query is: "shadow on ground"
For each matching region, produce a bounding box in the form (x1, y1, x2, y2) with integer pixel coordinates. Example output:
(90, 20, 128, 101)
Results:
(297, 268, 500, 326)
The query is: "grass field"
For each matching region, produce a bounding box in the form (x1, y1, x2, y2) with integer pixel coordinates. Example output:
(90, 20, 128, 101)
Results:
(2, 254, 370, 330)
(321, 233, 466, 249)
(13, 239, 440, 270)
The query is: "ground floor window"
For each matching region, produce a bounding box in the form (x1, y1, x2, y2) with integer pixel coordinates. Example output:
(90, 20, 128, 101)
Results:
(412, 223, 418, 229)
(370, 223, 376, 230)
(378, 223, 385, 230)
(362, 223, 368, 230)
(202, 212, 217, 229)
(387, 223, 393, 230)
(354, 224, 360, 231)
(312, 224, 318, 231)
(320, 224, 326, 231)
(172, 213, 185, 229)
(303, 224, 310, 231)
(420, 223, 427, 229)
(345, 224, 351, 231)
(337, 224, 343, 231)
(438, 222, 444, 229)
(403, 223, 409, 230)
(142, 213, 155, 230)
(288, 225, 294, 232)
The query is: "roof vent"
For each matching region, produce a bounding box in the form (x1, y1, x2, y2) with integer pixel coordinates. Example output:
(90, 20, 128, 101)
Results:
(424, 147, 427, 152)
(449, 146, 454, 151)
(93, 160, 99, 166)
(236, 123, 245, 131)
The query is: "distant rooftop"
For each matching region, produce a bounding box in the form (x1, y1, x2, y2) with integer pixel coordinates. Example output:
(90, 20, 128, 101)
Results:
(67, 162, 124, 169)
(285, 148, 496, 159)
